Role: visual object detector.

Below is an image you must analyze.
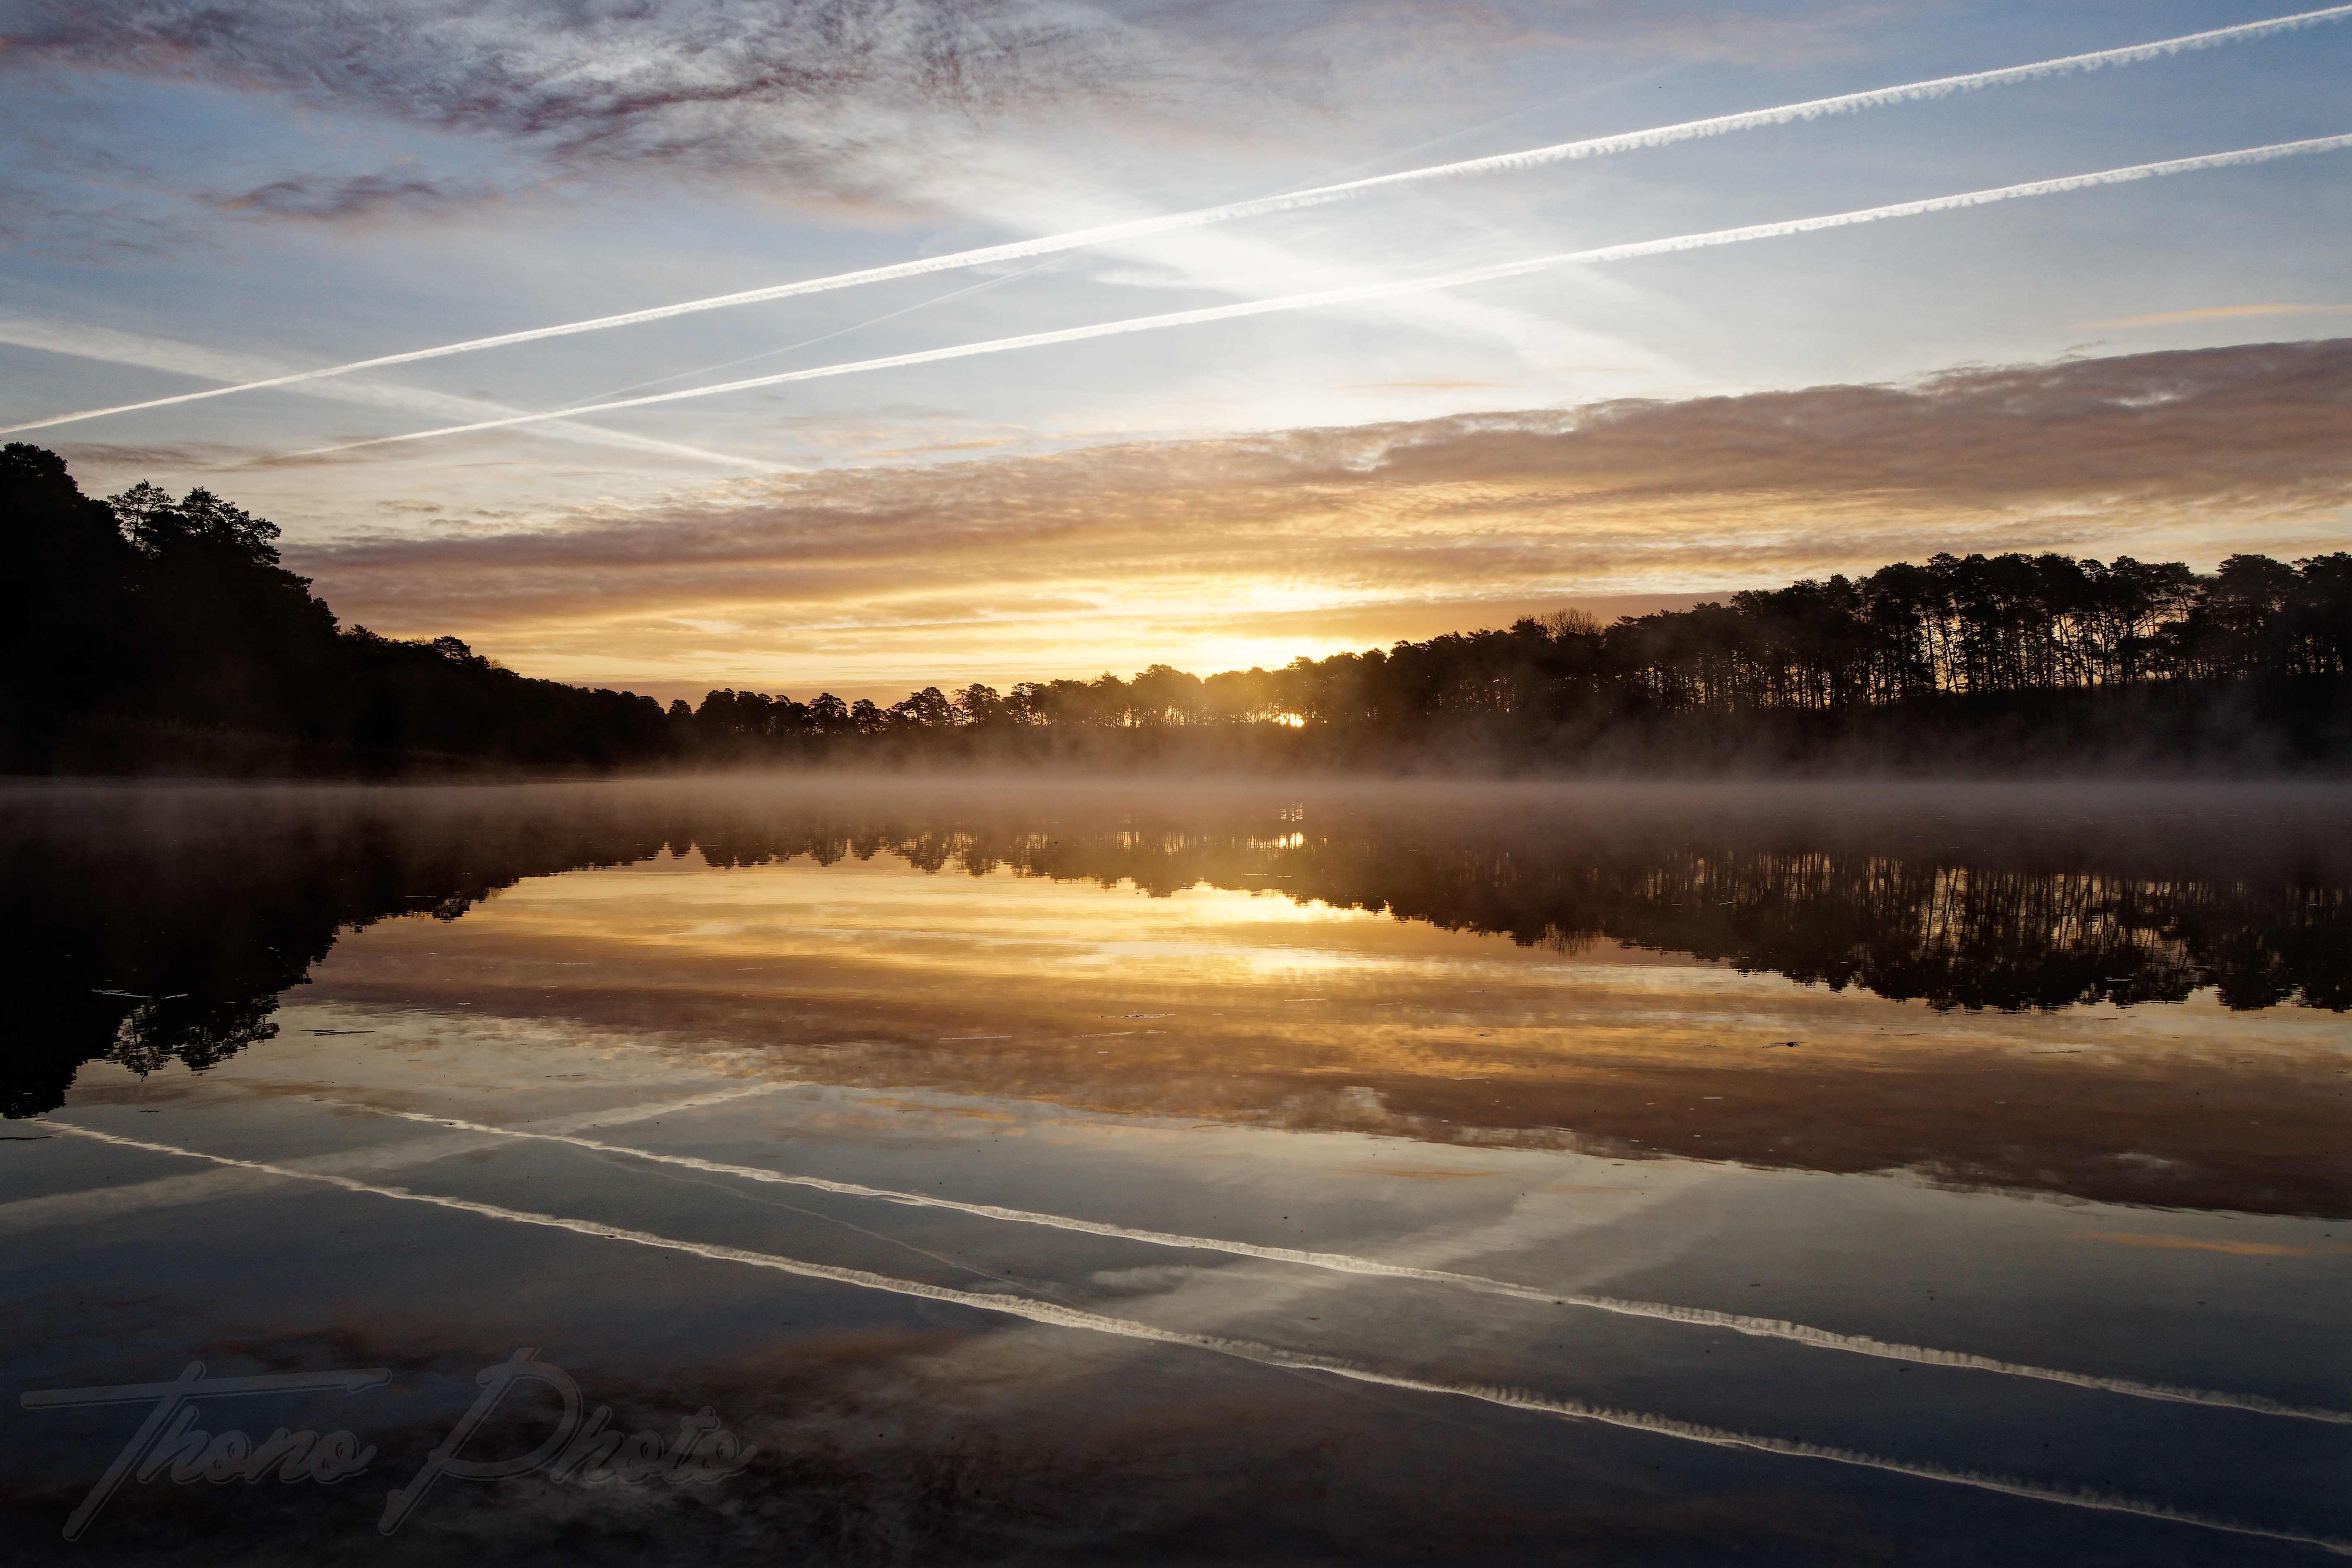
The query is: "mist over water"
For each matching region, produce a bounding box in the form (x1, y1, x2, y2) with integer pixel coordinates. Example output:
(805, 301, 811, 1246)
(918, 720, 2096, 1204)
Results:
(3, 778, 2347, 1562)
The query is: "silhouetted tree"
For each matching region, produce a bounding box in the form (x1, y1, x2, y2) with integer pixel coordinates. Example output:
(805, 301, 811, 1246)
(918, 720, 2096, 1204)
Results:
(1, 449, 673, 770)
(0, 443, 141, 760)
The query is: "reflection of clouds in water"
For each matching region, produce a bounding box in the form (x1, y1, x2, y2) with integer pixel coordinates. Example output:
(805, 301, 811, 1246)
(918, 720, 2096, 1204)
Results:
(1369, 1159, 1723, 1301)
(70, 1121, 2330, 1555)
(603, 1151, 1047, 1295)
(1087, 1264, 1201, 1296)
(49, 1072, 2348, 1435)
(2077, 1230, 2339, 1259)
(0, 1082, 784, 1236)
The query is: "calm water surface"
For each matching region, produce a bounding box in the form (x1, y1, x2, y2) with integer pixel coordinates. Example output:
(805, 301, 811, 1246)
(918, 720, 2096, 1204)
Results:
(2, 779, 2347, 1564)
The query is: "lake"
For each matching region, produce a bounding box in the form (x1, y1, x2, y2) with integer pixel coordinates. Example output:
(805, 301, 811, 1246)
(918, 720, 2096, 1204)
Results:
(2, 778, 2347, 1564)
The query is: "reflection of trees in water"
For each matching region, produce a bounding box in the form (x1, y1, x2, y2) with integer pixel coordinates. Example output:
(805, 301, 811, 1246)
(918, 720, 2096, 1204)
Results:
(104, 995, 282, 1080)
(2, 803, 486, 1118)
(877, 832, 2348, 1016)
(1444, 855, 2337, 1014)
(5, 791, 2345, 1118)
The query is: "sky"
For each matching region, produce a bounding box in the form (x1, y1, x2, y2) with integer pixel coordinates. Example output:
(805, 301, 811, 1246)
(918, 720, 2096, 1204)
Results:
(3, 0, 2349, 702)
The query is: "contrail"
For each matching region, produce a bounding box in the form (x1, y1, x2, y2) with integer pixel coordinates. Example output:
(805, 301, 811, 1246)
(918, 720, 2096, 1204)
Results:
(34, 1120, 2352, 1557)
(351, 1103, 2352, 1426)
(292, 132, 2352, 458)
(6, 2, 2347, 439)
(0, 317, 791, 472)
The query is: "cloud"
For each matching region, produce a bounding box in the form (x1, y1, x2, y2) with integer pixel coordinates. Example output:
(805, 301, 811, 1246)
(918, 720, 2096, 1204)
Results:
(1368, 335, 2352, 511)
(1351, 380, 1512, 390)
(1, 0, 1147, 207)
(1127, 0, 1903, 110)
(0, 0, 1992, 222)
(200, 169, 503, 222)
(858, 437, 1027, 459)
(276, 336, 2352, 692)
(2085, 304, 2352, 329)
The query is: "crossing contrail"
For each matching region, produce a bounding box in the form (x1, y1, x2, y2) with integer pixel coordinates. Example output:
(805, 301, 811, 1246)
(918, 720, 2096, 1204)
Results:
(0, 315, 792, 473)
(36, 1118, 2352, 1558)
(352, 1102, 2352, 1426)
(288, 132, 2352, 459)
(5, 2, 2347, 440)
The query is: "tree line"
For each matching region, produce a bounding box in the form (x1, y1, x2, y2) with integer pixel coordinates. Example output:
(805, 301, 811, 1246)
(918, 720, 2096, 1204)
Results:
(689, 546, 2352, 766)
(3, 444, 670, 769)
(6, 443, 2347, 772)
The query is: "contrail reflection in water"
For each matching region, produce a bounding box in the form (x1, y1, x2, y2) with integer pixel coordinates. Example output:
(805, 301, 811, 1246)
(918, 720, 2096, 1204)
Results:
(350, 1103, 2352, 1426)
(36, 1119, 2352, 1558)
(29, 1092, 2306, 1434)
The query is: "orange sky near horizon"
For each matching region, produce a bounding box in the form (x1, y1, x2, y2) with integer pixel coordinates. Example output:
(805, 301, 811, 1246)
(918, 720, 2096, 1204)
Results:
(272, 338, 2352, 704)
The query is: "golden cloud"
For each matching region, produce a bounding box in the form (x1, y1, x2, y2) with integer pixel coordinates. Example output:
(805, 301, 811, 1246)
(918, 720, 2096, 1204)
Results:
(288, 337, 2352, 699)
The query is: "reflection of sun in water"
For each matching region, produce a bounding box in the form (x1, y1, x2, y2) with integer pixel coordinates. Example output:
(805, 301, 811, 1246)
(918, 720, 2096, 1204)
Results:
(1157, 880, 1369, 926)
(473, 855, 1394, 980)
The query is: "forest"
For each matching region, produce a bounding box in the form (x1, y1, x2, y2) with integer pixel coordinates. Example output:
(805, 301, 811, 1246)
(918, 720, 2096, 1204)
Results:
(689, 549, 2352, 768)
(5, 443, 2349, 772)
